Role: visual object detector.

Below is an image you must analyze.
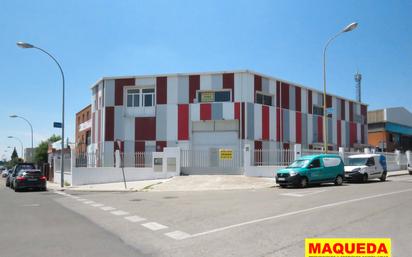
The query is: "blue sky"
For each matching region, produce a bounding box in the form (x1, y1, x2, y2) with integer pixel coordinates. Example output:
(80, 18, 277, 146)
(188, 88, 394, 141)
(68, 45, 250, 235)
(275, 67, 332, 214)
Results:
(0, 0, 411, 159)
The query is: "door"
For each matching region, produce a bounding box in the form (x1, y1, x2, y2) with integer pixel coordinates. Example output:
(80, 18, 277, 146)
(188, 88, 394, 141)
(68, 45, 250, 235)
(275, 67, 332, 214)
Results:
(307, 158, 324, 182)
(366, 157, 379, 178)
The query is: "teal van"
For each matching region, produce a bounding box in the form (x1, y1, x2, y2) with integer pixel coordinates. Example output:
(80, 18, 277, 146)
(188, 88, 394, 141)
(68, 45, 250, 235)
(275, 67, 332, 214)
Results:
(275, 154, 344, 188)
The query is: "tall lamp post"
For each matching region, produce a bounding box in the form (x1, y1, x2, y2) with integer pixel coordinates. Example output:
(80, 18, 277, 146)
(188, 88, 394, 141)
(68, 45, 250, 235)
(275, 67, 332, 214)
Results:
(322, 22, 358, 153)
(17, 41, 66, 187)
(8, 136, 24, 160)
(10, 115, 33, 160)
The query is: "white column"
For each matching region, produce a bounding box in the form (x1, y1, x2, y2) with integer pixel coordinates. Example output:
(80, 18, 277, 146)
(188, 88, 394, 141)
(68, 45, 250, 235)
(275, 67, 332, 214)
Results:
(294, 144, 302, 160)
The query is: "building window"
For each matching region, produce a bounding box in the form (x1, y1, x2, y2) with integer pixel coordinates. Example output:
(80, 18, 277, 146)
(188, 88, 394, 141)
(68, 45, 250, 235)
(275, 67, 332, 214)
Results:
(256, 92, 273, 106)
(313, 105, 324, 116)
(126, 88, 155, 107)
(142, 88, 155, 107)
(197, 90, 231, 103)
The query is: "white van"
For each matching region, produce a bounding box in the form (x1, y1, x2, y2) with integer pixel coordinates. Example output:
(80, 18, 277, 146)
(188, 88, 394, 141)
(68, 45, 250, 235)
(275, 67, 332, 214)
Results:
(344, 154, 387, 182)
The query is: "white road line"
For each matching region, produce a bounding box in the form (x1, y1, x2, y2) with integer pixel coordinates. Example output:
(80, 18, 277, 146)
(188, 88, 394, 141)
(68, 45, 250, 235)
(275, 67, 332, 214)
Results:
(76, 198, 87, 202)
(111, 210, 129, 216)
(100, 206, 116, 211)
(189, 188, 412, 238)
(83, 201, 95, 204)
(165, 231, 191, 240)
(124, 216, 146, 223)
(91, 203, 104, 207)
(142, 222, 168, 231)
(281, 190, 326, 197)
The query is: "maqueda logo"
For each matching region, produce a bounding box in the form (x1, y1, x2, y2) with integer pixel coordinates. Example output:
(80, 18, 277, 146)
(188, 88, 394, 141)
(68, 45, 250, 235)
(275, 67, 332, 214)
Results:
(305, 238, 391, 257)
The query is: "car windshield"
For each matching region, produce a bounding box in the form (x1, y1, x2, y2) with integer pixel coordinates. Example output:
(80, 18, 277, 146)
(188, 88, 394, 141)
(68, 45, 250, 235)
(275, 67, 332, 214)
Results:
(287, 159, 310, 168)
(348, 157, 368, 166)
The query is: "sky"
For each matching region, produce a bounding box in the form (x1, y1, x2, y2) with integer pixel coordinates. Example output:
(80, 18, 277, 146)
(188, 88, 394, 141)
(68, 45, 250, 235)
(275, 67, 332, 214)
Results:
(0, 0, 411, 159)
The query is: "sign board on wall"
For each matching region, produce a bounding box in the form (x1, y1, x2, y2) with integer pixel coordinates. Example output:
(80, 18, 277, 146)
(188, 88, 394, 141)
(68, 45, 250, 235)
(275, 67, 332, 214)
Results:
(201, 91, 215, 102)
(219, 149, 233, 160)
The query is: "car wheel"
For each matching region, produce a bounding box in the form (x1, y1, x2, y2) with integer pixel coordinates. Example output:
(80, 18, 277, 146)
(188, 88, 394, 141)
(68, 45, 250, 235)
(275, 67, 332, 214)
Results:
(380, 172, 387, 182)
(362, 174, 368, 183)
(335, 175, 343, 186)
(279, 185, 287, 188)
(409, 170, 412, 175)
(299, 177, 308, 188)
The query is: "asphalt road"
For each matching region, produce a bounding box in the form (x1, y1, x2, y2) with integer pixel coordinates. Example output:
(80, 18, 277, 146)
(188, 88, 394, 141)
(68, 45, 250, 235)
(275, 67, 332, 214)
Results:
(1, 175, 412, 257)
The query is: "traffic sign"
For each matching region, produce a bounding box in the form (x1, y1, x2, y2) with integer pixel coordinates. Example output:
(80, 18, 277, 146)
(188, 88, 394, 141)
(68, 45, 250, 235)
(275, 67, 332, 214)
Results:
(53, 122, 62, 128)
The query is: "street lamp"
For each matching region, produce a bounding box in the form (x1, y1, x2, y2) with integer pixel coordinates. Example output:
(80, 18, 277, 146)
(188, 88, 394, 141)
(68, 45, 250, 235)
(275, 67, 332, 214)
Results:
(322, 22, 358, 153)
(17, 41, 66, 188)
(10, 114, 33, 160)
(8, 136, 24, 160)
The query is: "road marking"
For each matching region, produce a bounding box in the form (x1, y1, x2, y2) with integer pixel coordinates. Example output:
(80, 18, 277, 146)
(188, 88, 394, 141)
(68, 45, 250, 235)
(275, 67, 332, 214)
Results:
(111, 210, 129, 216)
(189, 188, 412, 239)
(84, 201, 95, 204)
(281, 190, 326, 197)
(165, 231, 191, 240)
(142, 222, 168, 231)
(22, 204, 40, 207)
(100, 206, 116, 211)
(124, 215, 146, 223)
(76, 198, 88, 202)
(91, 203, 104, 207)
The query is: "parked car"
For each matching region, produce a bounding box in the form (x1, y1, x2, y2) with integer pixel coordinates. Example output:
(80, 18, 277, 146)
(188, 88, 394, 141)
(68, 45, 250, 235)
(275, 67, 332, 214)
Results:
(8, 163, 36, 189)
(1, 169, 10, 178)
(407, 163, 412, 175)
(275, 154, 345, 188)
(5, 169, 14, 186)
(344, 154, 387, 182)
(11, 168, 47, 192)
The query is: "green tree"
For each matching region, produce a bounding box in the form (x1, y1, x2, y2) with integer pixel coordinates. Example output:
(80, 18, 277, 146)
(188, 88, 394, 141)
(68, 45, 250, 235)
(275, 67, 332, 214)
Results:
(11, 147, 18, 159)
(33, 134, 61, 165)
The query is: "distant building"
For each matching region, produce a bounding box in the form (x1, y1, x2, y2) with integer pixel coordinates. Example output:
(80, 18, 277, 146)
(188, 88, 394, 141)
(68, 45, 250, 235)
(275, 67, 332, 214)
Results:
(87, 70, 368, 167)
(368, 107, 412, 152)
(75, 105, 92, 153)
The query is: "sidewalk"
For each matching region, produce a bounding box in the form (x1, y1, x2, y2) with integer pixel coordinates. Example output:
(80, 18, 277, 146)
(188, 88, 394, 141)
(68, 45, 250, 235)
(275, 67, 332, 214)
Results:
(47, 170, 410, 192)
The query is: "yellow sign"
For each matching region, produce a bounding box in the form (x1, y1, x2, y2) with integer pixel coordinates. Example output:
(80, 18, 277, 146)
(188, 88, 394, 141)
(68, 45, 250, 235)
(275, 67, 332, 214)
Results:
(219, 149, 233, 160)
(305, 238, 391, 257)
(201, 91, 215, 102)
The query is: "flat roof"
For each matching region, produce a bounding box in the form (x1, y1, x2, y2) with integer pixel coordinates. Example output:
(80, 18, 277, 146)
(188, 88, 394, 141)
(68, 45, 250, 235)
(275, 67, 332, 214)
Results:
(90, 69, 366, 105)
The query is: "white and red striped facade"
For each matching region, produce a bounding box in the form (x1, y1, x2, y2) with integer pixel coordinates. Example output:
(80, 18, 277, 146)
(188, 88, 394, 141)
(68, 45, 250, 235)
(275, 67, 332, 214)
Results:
(89, 70, 367, 163)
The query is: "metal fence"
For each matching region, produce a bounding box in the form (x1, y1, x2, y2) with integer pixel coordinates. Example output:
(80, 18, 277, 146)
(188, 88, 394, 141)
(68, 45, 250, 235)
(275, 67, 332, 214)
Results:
(181, 149, 242, 170)
(53, 154, 72, 173)
(302, 149, 340, 157)
(75, 151, 153, 168)
(253, 149, 294, 166)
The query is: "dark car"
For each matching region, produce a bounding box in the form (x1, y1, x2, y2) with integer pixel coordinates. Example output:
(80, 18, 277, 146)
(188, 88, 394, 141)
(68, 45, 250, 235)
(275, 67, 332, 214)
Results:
(11, 169, 47, 192)
(8, 163, 46, 192)
(5, 169, 14, 187)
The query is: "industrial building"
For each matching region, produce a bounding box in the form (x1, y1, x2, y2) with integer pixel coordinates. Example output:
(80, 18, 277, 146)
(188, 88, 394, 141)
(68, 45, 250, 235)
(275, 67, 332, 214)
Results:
(368, 107, 412, 152)
(85, 70, 368, 167)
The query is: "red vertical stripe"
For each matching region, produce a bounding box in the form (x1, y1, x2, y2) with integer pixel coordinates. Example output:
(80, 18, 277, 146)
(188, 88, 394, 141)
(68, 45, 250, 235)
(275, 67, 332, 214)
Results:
(326, 95, 332, 108)
(308, 90, 313, 114)
(178, 104, 189, 140)
(135, 141, 145, 152)
(254, 141, 262, 165)
(97, 110, 101, 146)
(254, 75, 262, 102)
(234, 102, 240, 120)
(135, 117, 156, 140)
(223, 73, 234, 101)
(156, 141, 167, 152)
(349, 102, 353, 122)
(281, 82, 289, 109)
(189, 75, 200, 103)
(115, 78, 135, 106)
(92, 112, 95, 144)
(337, 120, 341, 147)
(361, 124, 365, 144)
(276, 108, 281, 142)
(350, 122, 357, 146)
(317, 116, 323, 143)
(156, 77, 167, 104)
(296, 112, 302, 144)
(295, 87, 301, 112)
(262, 105, 269, 140)
(105, 107, 114, 141)
(361, 104, 367, 124)
(200, 103, 212, 120)
(276, 81, 281, 108)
